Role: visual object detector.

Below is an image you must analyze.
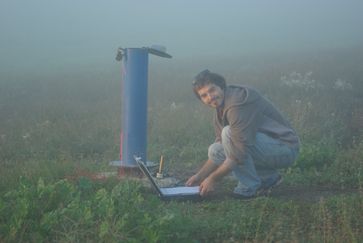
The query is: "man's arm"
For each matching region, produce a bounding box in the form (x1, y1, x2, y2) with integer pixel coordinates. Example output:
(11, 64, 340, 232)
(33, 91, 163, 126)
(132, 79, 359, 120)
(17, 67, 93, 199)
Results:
(199, 158, 236, 196)
(185, 159, 218, 186)
(207, 158, 235, 181)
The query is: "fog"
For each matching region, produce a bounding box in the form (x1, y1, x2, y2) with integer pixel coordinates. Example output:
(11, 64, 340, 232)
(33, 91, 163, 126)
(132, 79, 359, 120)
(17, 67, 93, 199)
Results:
(1, 0, 362, 75)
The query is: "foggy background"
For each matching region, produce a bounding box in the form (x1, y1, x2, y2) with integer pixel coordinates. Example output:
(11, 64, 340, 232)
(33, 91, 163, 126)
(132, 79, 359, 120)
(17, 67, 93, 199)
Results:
(1, 0, 362, 76)
(1, 0, 363, 198)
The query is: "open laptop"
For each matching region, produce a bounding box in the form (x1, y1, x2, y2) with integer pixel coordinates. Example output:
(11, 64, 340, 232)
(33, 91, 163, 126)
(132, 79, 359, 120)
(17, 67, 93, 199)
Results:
(134, 156, 201, 200)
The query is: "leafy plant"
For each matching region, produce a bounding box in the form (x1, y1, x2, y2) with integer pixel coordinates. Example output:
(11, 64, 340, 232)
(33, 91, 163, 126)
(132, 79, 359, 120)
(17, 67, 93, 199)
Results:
(294, 142, 336, 170)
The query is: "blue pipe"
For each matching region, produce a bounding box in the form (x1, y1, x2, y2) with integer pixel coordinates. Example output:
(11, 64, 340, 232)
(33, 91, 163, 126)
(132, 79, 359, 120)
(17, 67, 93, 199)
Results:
(121, 48, 149, 167)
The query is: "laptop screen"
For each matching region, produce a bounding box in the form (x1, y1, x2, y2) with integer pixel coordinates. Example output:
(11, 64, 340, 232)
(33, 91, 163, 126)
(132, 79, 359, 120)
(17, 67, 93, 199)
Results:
(134, 156, 164, 196)
(134, 156, 200, 198)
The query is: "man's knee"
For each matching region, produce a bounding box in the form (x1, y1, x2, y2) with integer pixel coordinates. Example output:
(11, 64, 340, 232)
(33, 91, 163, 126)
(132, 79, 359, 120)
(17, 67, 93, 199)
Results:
(208, 143, 225, 165)
(221, 125, 231, 143)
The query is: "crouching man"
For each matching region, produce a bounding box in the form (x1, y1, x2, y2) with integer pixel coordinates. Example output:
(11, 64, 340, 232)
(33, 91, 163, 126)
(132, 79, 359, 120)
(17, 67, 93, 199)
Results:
(186, 70, 300, 199)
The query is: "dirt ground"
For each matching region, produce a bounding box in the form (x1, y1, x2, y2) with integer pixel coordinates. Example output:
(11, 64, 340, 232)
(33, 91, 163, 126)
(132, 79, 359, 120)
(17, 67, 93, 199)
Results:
(92, 167, 362, 202)
(157, 168, 362, 202)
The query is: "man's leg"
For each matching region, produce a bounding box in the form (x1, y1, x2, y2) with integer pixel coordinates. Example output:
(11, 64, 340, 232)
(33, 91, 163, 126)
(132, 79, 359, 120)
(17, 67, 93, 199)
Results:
(221, 126, 299, 197)
(220, 126, 261, 197)
(208, 141, 262, 196)
(250, 132, 299, 189)
(208, 142, 226, 166)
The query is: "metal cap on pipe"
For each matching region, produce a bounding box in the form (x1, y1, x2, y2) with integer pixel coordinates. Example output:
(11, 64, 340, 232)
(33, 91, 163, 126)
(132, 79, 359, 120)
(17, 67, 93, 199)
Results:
(115, 45, 172, 61)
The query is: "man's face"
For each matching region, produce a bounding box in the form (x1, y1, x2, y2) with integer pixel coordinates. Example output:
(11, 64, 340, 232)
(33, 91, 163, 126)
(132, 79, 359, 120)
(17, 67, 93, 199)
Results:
(197, 84, 224, 108)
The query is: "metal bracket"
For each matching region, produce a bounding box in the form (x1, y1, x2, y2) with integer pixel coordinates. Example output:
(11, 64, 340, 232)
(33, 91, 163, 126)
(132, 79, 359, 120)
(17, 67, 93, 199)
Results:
(145, 45, 172, 58)
(115, 47, 124, 61)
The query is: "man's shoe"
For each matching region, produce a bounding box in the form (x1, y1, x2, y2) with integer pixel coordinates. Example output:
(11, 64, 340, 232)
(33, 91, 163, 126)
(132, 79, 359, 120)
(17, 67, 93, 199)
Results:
(232, 175, 283, 199)
(232, 187, 259, 200)
(257, 174, 283, 196)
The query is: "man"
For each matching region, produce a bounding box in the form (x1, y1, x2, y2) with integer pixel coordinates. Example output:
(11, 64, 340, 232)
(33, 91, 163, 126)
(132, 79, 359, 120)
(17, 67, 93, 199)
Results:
(186, 69, 300, 199)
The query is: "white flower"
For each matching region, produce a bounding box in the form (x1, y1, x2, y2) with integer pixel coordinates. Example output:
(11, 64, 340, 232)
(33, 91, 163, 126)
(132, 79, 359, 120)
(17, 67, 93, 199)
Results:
(22, 133, 31, 140)
(280, 71, 321, 91)
(170, 102, 177, 110)
(333, 79, 352, 91)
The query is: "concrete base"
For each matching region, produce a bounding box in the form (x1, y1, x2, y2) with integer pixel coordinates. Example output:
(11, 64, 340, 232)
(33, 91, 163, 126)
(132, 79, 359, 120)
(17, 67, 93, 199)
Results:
(109, 160, 157, 177)
(109, 160, 157, 167)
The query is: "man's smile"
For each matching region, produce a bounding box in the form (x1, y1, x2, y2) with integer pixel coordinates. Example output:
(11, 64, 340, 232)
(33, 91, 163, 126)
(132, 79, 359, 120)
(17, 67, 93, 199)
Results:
(197, 84, 225, 108)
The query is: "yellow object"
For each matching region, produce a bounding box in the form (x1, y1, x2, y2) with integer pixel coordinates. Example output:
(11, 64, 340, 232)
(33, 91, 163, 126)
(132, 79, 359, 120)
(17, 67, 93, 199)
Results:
(159, 155, 164, 173)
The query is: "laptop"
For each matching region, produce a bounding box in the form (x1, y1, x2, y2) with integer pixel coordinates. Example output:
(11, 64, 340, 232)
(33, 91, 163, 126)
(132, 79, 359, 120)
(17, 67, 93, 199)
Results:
(134, 156, 201, 200)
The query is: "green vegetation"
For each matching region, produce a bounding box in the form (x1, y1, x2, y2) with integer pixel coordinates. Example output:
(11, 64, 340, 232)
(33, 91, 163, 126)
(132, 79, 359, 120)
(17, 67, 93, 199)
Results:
(1, 177, 362, 242)
(1, 49, 362, 242)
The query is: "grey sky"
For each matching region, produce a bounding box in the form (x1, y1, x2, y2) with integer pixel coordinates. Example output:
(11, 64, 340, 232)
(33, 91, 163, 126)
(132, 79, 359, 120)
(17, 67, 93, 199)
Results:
(1, 0, 362, 74)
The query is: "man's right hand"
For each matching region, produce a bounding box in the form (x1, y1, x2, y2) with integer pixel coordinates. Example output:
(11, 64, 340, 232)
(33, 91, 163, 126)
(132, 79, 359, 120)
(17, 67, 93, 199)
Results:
(185, 174, 201, 186)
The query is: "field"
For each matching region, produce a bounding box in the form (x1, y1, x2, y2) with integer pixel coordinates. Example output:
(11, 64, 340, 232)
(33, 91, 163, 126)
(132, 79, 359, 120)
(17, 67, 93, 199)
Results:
(1, 47, 363, 242)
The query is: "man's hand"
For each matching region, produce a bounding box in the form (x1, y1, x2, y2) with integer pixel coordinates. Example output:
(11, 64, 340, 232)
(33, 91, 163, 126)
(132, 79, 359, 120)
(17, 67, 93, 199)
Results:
(185, 174, 201, 186)
(199, 177, 215, 196)
(185, 159, 218, 187)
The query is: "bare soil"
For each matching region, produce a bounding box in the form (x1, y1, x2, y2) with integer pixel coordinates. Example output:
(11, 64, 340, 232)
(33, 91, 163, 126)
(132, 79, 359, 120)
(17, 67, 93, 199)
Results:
(166, 169, 362, 202)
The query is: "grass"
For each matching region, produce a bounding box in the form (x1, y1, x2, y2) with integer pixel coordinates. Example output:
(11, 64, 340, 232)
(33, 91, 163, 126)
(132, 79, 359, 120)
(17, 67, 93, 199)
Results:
(1, 47, 363, 242)
(1, 177, 362, 242)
